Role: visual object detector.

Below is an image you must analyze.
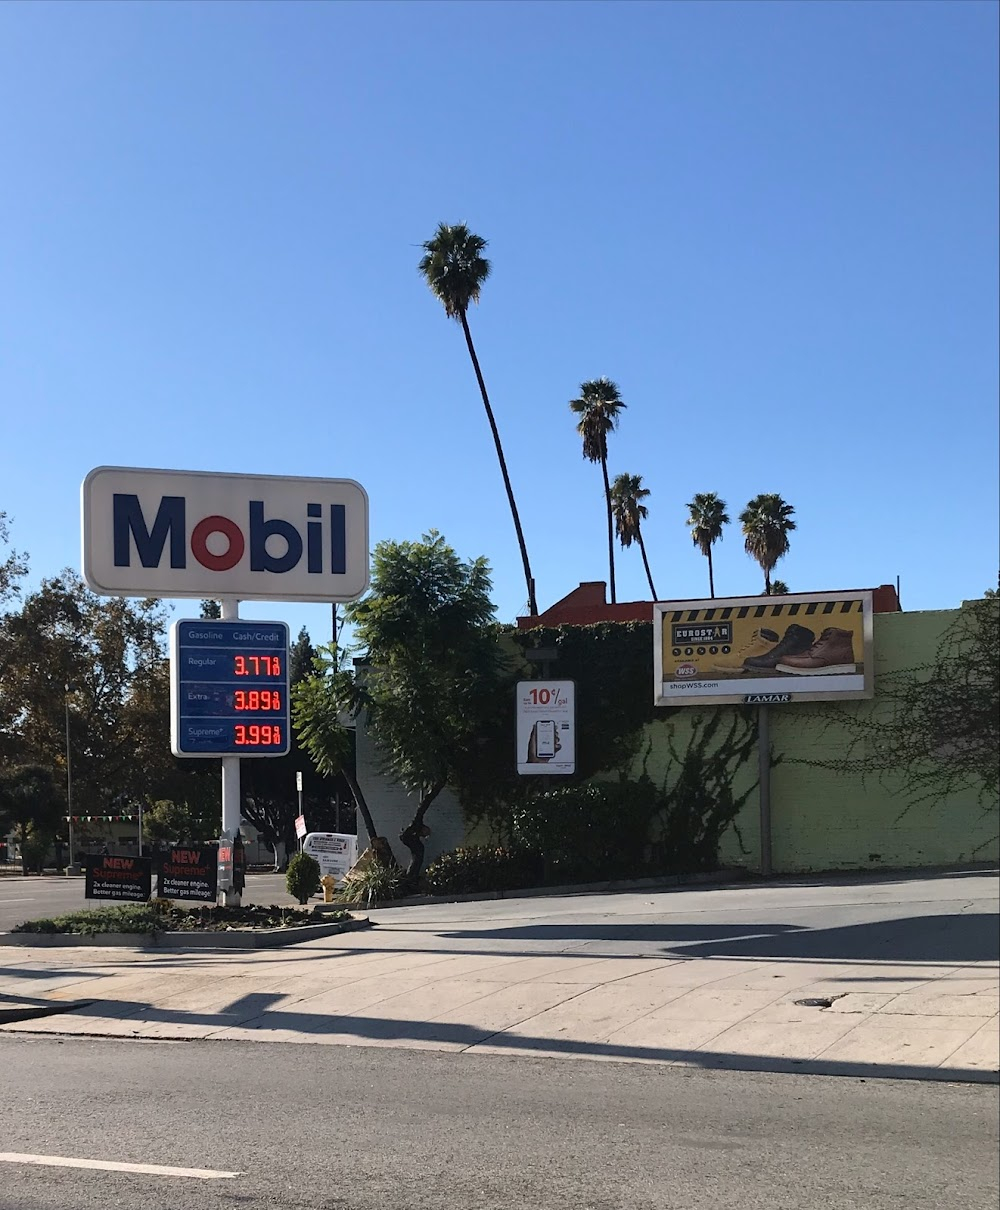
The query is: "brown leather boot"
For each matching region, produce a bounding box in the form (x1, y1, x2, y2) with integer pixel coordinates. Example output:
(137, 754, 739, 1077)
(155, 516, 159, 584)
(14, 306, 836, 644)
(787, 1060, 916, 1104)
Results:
(776, 627, 856, 675)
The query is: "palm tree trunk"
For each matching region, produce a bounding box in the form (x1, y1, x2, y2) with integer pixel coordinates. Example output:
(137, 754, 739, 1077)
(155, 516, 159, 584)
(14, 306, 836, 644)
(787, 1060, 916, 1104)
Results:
(459, 312, 538, 616)
(637, 531, 657, 600)
(600, 453, 616, 603)
(764, 568, 772, 595)
(707, 547, 716, 598)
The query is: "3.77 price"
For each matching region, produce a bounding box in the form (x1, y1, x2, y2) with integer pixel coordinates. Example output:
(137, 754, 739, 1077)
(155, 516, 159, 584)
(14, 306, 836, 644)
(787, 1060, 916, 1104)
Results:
(234, 655, 282, 677)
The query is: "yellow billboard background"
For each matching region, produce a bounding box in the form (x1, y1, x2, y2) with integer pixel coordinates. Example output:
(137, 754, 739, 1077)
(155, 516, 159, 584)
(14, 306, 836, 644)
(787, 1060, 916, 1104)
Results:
(654, 592, 873, 705)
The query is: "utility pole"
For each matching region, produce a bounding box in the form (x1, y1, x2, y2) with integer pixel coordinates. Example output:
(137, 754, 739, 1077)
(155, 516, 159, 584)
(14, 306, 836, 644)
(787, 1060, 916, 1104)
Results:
(64, 685, 77, 873)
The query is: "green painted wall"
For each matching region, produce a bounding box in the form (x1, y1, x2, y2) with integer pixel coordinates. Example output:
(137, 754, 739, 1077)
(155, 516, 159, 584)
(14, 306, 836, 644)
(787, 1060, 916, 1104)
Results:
(627, 606, 998, 873)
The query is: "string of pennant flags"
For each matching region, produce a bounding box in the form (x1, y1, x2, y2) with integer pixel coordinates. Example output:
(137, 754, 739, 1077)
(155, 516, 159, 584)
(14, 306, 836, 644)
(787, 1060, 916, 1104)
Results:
(64, 814, 140, 823)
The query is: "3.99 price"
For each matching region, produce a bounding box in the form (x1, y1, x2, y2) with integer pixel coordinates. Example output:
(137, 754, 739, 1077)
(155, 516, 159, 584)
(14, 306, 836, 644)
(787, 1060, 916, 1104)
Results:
(234, 724, 283, 747)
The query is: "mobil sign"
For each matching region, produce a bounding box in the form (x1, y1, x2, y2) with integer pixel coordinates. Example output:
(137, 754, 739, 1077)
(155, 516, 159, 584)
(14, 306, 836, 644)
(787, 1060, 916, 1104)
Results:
(82, 467, 369, 602)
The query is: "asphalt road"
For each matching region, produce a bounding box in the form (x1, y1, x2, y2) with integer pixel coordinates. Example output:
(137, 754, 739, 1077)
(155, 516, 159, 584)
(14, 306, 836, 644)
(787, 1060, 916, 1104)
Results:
(1, 1035, 997, 1210)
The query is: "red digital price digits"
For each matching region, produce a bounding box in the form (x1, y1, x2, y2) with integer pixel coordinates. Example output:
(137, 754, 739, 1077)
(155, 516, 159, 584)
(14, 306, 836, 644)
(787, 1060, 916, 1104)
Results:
(233, 690, 282, 711)
(234, 724, 282, 747)
(234, 655, 282, 677)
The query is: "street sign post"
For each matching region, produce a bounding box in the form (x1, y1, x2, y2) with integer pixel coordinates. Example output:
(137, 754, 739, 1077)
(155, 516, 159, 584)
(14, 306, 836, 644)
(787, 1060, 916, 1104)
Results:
(81, 465, 370, 907)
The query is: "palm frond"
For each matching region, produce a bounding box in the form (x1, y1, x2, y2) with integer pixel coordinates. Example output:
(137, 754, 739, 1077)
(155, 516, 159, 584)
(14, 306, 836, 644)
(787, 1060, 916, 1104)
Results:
(418, 222, 491, 321)
(569, 377, 626, 463)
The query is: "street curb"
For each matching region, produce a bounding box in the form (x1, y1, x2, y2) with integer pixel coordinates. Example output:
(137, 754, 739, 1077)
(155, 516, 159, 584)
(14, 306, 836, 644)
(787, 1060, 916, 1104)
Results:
(0, 916, 371, 950)
(334, 868, 749, 912)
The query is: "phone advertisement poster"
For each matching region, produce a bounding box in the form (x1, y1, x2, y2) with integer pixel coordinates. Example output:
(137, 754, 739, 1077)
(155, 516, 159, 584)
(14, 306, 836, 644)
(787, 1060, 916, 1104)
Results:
(653, 591, 874, 706)
(516, 680, 576, 775)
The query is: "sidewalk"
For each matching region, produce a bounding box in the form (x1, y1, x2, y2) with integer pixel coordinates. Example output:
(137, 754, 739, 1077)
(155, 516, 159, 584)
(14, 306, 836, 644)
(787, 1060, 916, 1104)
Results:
(1, 874, 997, 1083)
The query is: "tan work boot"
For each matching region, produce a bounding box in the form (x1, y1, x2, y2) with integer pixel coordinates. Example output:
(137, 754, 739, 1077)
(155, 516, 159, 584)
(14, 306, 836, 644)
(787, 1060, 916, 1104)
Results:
(711, 628, 779, 673)
(776, 627, 856, 675)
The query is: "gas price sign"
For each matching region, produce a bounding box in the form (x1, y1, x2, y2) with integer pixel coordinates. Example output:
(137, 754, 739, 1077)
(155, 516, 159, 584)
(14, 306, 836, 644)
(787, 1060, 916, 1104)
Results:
(170, 620, 290, 757)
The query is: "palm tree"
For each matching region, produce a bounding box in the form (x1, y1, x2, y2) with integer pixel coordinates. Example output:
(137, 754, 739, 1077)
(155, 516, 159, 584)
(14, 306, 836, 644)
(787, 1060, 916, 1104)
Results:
(611, 473, 657, 599)
(739, 494, 797, 594)
(770, 580, 790, 596)
(570, 378, 627, 603)
(685, 492, 730, 598)
(418, 223, 537, 616)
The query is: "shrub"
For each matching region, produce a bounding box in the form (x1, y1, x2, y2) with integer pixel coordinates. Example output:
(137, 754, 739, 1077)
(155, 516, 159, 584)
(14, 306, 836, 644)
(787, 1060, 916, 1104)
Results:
(423, 845, 543, 897)
(13, 904, 162, 935)
(337, 860, 406, 906)
(285, 851, 321, 904)
(509, 780, 657, 883)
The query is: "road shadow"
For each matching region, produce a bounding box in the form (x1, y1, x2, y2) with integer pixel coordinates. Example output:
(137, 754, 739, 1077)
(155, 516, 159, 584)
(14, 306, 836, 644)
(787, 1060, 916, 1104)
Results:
(441, 914, 1000, 964)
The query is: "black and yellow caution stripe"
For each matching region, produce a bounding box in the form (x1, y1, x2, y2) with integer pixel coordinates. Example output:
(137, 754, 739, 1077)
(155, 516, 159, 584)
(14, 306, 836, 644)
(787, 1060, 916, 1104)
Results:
(667, 599, 864, 623)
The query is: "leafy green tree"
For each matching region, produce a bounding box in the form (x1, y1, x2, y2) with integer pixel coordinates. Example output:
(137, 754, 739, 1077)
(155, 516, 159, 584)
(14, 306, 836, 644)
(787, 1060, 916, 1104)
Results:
(240, 633, 348, 871)
(0, 765, 61, 874)
(0, 512, 27, 607)
(0, 573, 181, 812)
(685, 492, 729, 599)
(199, 600, 222, 619)
(739, 494, 796, 595)
(142, 799, 216, 847)
(419, 222, 537, 616)
(770, 580, 790, 595)
(292, 644, 379, 844)
(570, 378, 627, 603)
(346, 531, 506, 877)
(610, 473, 657, 599)
(289, 627, 316, 686)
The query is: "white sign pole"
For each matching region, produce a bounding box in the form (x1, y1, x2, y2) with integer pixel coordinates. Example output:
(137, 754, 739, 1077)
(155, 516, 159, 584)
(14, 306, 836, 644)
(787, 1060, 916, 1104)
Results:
(220, 596, 242, 906)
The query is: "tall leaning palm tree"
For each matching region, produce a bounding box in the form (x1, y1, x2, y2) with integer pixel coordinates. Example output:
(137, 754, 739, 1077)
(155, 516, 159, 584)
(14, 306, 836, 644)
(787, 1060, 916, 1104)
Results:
(739, 493, 797, 595)
(685, 492, 730, 599)
(611, 473, 657, 600)
(418, 223, 537, 616)
(570, 378, 627, 603)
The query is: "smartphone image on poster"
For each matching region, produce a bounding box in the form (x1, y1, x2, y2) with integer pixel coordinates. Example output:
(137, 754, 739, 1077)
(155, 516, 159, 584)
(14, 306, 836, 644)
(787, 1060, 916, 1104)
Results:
(535, 719, 556, 759)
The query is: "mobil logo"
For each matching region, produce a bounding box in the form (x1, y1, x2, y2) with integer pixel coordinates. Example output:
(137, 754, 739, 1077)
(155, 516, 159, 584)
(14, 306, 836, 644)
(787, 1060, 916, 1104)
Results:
(82, 466, 369, 604)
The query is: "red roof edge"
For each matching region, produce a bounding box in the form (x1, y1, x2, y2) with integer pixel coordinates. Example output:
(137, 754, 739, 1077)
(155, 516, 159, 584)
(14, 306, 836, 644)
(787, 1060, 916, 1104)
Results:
(517, 582, 902, 630)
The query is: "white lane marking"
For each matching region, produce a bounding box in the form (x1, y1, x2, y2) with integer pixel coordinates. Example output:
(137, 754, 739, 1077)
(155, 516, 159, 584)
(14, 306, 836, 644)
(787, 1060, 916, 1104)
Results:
(0, 898, 38, 902)
(0, 1153, 240, 1179)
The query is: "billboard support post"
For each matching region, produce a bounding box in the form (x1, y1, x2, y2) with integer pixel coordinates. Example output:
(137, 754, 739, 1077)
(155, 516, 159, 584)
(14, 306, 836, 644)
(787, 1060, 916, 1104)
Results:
(220, 596, 242, 907)
(758, 705, 772, 877)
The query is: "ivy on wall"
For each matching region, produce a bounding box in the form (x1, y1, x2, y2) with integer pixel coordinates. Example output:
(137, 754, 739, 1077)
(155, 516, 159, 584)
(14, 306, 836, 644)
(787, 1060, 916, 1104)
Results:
(449, 620, 765, 876)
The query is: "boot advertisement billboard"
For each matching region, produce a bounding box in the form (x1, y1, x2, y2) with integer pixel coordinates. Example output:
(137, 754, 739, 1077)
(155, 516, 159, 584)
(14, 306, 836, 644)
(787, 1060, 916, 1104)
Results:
(653, 591, 873, 706)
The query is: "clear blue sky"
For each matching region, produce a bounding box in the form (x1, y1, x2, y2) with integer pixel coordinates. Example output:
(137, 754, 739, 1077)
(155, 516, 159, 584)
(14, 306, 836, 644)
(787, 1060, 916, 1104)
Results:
(2, 0, 997, 646)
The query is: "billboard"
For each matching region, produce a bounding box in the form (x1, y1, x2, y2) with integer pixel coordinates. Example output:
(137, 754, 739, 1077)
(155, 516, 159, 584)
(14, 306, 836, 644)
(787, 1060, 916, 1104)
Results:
(82, 466, 369, 602)
(653, 591, 874, 706)
(516, 680, 576, 775)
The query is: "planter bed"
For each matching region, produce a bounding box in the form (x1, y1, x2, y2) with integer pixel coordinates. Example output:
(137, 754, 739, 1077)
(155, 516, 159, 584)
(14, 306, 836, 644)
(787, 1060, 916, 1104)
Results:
(0, 902, 372, 950)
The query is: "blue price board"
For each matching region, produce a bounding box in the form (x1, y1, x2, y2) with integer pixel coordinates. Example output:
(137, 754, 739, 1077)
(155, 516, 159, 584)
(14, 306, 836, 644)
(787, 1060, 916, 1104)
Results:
(170, 620, 290, 757)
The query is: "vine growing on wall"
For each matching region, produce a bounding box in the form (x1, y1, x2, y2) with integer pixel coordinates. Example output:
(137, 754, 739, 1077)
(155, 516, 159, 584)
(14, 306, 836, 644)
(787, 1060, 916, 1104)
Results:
(792, 596, 999, 814)
(451, 620, 768, 875)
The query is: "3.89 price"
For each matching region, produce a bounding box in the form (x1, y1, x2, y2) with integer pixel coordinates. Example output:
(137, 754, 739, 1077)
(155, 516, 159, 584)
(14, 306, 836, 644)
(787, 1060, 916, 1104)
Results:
(234, 724, 283, 747)
(233, 690, 282, 711)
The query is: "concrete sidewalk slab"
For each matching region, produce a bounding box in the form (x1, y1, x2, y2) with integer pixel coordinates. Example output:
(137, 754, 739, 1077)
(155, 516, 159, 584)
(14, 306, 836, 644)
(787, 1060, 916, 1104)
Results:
(0, 872, 996, 1083)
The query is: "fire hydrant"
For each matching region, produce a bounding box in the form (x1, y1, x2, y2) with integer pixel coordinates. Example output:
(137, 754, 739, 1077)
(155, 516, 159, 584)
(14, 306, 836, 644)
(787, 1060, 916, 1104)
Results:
(320, 874, 337, 904)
